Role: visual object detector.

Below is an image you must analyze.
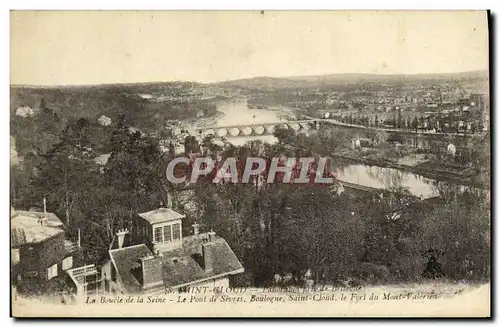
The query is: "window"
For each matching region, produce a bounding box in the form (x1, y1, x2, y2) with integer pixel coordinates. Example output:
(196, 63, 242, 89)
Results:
(47, 264, 58, 280)
(172, 223, 181, 240)
(163, 225, 172, 242)
(154, 227, 162, 243)
(11, 249, 20, 265)
(62, 257, 73, 270)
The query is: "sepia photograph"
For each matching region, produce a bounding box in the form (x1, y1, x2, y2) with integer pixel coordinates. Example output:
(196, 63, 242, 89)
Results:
(9, 10, 491, 317)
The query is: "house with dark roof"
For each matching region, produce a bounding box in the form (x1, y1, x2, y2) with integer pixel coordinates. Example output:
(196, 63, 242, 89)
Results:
(10, 207, 80, 295)
(97, 207, 244, 296)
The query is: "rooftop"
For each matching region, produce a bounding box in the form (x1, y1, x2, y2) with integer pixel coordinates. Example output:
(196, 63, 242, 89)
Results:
(108, 231, 135, 251)
(11, 211, 64, 247)
(14, 210, 64, 227)
(109, 244, 154, 293)
(162, 233, 244, 288)
(93, 153, 111, 166)
(110, 232, 244, 293)
(137, 207, 185, 224)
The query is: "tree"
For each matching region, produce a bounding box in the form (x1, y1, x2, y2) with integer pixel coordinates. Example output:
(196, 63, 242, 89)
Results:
(109, 115, 132, 153)
(418, 191, 490, 281)
(387, 133, 404, 144)
(418, 116, 426, 129)
(374, 130, 388, 144)
(34, 118, 95, 226)
(184, 136, 200, 154)
(282, 187, 365, 283)
(105, 126, 165, 210)
(359, 187, 425, 281)
(411, 117, 419, 132)
(201, 135, 223, 154)
(40, 98, 47, 111)
(273, 127, 296, 145)
(63, 119, 167, 257)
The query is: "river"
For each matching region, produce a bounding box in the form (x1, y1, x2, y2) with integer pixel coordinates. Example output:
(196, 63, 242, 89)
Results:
(211, 99, 469, 199)
(214, 99, 293, 146)
(335, 164, 439, 199)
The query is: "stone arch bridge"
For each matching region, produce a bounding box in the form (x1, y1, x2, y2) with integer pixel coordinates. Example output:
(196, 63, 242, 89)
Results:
(188, 119, 479, 157)
(191, 120, 321, 138)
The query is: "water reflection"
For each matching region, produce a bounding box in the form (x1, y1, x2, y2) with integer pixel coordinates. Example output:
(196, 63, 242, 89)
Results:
(335, 164, 439, 199)
(335, 164, 483, 200)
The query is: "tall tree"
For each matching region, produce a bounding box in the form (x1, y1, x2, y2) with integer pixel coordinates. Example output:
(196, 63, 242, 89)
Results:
(35, 118, 95, 226)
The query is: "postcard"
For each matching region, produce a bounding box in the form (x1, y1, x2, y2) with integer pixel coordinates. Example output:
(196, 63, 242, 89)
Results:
(10, 10, 490, 318)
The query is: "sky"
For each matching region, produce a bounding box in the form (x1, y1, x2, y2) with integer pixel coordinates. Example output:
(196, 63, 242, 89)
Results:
(10, 10, 489, 85)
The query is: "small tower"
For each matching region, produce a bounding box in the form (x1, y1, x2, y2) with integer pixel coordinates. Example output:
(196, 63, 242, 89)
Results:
(137, 207, 185, 253)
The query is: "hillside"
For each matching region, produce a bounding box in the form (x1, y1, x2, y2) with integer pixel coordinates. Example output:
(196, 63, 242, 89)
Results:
(217, 76, 307, 90)
(218, 70, 489, 89)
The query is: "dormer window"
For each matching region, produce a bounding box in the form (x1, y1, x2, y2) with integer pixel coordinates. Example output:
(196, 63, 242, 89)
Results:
(137, 207, 185, 251)
(153, 223, 181, 244)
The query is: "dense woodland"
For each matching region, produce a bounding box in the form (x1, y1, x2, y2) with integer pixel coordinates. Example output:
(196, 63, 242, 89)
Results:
(10, 90, 490, 287)
(11, 86, 217, 133)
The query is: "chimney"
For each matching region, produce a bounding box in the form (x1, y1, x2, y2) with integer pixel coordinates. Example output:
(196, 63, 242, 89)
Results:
(40, 197, 48, 226)
(192, 222, 200, 235)
(208, 230, 216, 242)
(202, 242, 214, 273)
(140, 253, 164, 289)
(116, 229, 129, 249)
(77, 228, 81, 248)
(166, 193, 173, 209)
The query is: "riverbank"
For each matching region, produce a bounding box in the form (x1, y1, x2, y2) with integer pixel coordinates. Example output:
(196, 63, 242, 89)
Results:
(186, 110, 226, 128)
(280, 139, 486, 190)
(331, 152, 487, 190)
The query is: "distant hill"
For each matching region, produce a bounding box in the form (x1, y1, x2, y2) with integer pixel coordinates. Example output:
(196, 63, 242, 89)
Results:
(217, 70, 489, 89)
(216, 76, 307, 89)
(12, 70, 488, 91)
(10, 80, 209, 92)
